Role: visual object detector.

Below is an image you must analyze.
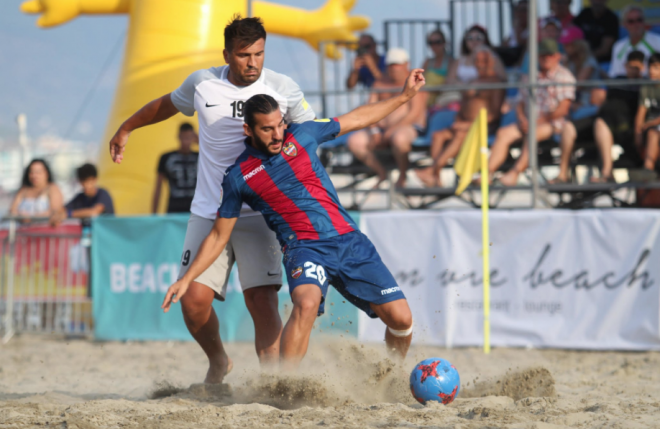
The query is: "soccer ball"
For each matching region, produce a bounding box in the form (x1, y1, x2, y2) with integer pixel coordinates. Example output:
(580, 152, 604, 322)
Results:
(410, 358, 460, 405)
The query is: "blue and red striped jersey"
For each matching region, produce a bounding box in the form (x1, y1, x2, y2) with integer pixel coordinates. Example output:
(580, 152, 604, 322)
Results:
(217, 118, 356, 247)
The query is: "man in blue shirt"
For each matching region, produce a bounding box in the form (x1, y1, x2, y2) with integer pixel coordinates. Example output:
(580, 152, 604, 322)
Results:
(163, 69, 426, 369)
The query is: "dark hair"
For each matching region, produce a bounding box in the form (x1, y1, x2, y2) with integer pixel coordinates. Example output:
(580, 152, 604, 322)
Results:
(627, 50, 646, 63)
(461, 25, 493, 56)
(649, 52, 660, 66)
(76, 163, 97, 182)
(244, 94, 280, 129)
(224, 14, 267, 51)
(179, 122, 194, 133)
(359, 33, 376, 45)
(427, 29, 446, 44)
(21, 159, 53, 188)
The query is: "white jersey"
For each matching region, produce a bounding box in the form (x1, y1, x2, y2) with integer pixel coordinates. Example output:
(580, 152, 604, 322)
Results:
(171, 66, 315, 219)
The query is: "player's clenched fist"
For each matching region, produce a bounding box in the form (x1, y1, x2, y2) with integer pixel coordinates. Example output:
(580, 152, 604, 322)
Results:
(401, 69, 426, 100)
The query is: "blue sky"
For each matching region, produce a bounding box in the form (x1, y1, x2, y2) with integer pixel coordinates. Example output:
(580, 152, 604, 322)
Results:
(0, 0, 557, 146)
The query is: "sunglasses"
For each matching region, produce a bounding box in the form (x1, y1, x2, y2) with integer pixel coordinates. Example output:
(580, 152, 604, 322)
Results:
(466, 34, 485, 42)
(428, 39, 445, 45)
(627, 17, 644, 24)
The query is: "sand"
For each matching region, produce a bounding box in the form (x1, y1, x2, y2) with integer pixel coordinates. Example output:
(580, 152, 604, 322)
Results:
(1, 335, 659, 428)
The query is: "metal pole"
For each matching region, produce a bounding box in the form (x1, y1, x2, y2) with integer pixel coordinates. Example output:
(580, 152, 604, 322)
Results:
(528, 0, 540, 208)
(247, 0, 252, 17)
(3, 220, 16, 343)
(319, 41, 327, 118)
(17, 114, 28, 169)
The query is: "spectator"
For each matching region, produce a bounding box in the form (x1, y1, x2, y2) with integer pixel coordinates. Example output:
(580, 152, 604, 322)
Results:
(417, 47, 505, 187)
(346, 34, 385, 89)
(422, 29, 454, 110)
(447, 25, 507, 84)
(634, 52, 660, 180)
(589, 50, 645, 182)
(487, 39, 575, 186)
(563, 29, 606, 108)
(573, 0, 620, 63)
(520, 18, 567, 75)
(504, 0, 529, 48)
(609, 6, 660, 78)
(152, 123, 199, 213)
(10, 159, 63, 219)
(549, 0, 574, 29)
(347, 48, 428, 188)
(50, 163, 114, 226)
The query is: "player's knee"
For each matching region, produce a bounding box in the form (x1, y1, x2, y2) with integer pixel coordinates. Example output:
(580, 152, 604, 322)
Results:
(179, 284, 212, 317)
(390, 307, 413, 331)
(294, 297, 320, 320)
(244, 287, 278, 315)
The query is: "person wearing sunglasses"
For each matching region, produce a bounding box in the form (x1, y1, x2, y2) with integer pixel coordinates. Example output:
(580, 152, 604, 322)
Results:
(421, 29, 455, 110)
(609, 6, 660, 78)
(346, 33, 386, 90)
(446, 25, 507, 85)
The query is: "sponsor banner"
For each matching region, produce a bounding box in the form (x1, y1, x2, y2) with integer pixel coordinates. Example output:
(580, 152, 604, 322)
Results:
(91, 215, 359, 341)
(359, 210, 660, 350)
(0, 222, 88, 302)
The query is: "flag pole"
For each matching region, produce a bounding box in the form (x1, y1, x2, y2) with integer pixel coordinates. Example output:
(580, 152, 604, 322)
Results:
(479, 108, 491, 354)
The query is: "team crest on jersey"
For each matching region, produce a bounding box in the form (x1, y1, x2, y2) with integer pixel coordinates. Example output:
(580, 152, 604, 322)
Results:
(291, 267, 303, 279)
(283, 141, 297, 157)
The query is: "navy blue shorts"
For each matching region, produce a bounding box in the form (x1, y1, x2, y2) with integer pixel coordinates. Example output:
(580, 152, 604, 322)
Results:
(283, 231, 406, 318)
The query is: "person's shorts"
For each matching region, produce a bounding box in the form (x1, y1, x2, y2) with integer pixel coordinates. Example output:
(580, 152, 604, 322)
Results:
(178, 214, 282, 300)
(283, 231, 406, 318)
(413, 124, 428, 137)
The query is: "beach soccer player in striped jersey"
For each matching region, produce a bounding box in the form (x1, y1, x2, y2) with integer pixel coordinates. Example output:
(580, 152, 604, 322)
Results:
(162, 69, 425, 369)
(109, 16, 315, 383)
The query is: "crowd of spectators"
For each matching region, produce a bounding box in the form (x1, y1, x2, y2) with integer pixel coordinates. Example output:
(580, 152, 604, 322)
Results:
(9, 160, 114, 225)
(343, 1, 660, 187)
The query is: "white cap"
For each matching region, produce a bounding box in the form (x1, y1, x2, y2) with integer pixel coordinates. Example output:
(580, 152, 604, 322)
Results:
(385, 47, 409, 65)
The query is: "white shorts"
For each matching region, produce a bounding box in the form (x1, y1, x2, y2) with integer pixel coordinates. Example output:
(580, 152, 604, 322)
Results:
(177, 214, 282, 300)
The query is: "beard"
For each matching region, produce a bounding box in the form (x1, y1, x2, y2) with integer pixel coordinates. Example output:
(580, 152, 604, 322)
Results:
(252, 134, 283, 155)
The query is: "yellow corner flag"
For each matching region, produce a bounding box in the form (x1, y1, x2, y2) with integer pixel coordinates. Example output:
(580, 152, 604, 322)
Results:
(454, 109, 491, 354)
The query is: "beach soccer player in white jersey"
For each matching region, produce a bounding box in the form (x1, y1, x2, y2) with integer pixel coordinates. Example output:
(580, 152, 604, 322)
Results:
(108, 16, 315, 383)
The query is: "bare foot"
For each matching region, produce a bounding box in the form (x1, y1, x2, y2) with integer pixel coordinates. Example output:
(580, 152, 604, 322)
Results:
(415, 167, 441, 187)
(204, 356, 233, 384)
(499, 171, 519, 187)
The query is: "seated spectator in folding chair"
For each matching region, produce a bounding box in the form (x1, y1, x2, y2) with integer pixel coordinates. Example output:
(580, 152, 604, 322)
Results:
(346, 34, 386, 90)
(416, 47, 505, 187)
(487, 39, 576, 186)
(447, 25, 507, 85)
(50, 163, 114, 226)
(422, 29, 455, 114)
(347, 48, 428, 188)
(634, 53, 660, 181)
(589, 50, 645, 182)
(609, 6, 660, 79)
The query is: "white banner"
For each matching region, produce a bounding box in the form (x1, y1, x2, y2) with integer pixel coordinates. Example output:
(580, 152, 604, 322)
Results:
(359, 210, 660, 350)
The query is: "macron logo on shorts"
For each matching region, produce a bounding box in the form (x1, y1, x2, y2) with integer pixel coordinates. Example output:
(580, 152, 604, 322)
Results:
(243, 165, 265, 181)
(381, 286, 401, 295)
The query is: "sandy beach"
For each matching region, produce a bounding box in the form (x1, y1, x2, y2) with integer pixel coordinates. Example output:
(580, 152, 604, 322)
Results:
(1, 335, 659, 428)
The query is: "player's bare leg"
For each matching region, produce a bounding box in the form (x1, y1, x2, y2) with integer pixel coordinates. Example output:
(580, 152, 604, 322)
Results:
(279, 284, 323, 371)
(243, 285, 282, 369)
(370, 299, 413, 359)
(180, 281, 233, 383)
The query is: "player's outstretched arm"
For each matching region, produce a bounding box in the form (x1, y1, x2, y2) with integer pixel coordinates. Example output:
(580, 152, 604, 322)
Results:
(335, 69, 425, 137)
(109, 93, 180, 164)
(161, 217, 238, 313)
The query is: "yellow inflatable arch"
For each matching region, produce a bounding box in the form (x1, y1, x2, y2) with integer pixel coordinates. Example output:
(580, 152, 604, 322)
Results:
(22, 0, 368, 214)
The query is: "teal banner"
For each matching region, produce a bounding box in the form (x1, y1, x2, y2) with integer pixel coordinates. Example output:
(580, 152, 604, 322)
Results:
(91, 214, 359, 341)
